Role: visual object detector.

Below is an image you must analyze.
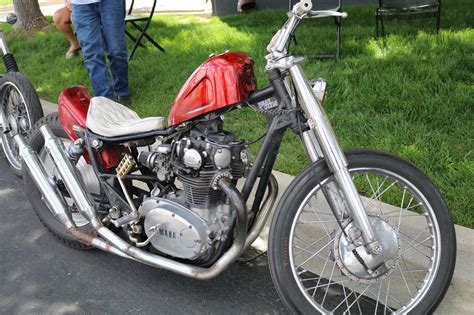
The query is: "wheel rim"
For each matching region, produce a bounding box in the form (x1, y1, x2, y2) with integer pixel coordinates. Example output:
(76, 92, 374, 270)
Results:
(39, 137, 100, 227)
(288, 167, 441, 314)
(0, 81, 33, 171)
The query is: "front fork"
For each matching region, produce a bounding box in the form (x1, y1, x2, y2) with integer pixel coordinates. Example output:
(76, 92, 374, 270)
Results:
(289, 64, 382, 255)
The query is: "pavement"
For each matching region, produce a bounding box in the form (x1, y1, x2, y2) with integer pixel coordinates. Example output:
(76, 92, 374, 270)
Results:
(0, 100, 471, 314)
(0, 0, 212, 20)
(0, 154, 285, 314)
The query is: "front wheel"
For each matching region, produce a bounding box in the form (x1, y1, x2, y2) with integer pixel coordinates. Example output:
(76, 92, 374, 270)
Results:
(268, 149, 456, 314)
(0, 72, 43, 176)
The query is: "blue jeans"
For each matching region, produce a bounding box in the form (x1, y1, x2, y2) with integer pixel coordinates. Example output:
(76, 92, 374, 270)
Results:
(72, 0, 129, 98)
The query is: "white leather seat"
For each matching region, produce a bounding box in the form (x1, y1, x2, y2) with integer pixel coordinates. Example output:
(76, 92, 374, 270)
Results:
(86, 97, 166, 137)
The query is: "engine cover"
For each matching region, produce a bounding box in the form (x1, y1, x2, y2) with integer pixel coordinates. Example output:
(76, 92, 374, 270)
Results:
(139, 198, 210, 260)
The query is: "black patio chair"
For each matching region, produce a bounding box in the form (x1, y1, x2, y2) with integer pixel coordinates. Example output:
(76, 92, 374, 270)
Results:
(288, 0, 343, 60)
(375, 0, 441, 39)
(125, 0, 165, 60)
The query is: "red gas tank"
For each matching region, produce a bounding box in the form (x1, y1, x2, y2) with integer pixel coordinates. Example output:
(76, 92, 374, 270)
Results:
(168, 52, 257, 126)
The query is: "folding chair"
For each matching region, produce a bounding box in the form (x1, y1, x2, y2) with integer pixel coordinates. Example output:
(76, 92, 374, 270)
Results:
(375, 0, 441, 39)
(125, 0, 165, 60)
(288, 0, 343, 60)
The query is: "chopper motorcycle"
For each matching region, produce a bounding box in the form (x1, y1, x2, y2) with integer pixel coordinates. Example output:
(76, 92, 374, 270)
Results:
(16, 1, 456, 313)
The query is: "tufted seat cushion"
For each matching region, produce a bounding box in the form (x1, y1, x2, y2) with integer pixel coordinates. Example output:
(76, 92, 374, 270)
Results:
(86, 97, 165, 137)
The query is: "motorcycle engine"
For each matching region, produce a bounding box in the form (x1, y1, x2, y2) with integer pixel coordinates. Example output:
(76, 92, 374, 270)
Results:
(137, 119, 248, 261)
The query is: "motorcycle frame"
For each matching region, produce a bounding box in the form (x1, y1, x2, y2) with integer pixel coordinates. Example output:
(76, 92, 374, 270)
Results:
(79, 82, 282, 224)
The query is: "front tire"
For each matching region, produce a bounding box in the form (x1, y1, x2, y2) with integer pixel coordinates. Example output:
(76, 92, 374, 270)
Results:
(268, 149, 456, 314)
(0, 72, 43, 176)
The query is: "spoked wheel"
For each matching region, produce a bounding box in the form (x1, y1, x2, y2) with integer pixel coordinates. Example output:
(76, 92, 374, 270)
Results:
(0, 72, 43, 176)
(269, 150, 456, 314)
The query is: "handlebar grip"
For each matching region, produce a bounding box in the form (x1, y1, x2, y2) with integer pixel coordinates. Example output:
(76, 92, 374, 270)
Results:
(307, 10, 348, 19)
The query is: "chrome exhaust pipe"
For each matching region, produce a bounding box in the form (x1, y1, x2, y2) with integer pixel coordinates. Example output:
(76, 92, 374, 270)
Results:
(14, 132, 132, 259)
(95, 176, 249, 280)
(17, 125, 252, 279)
(40, 125, 102, 229)
(15, 133, 75, 229)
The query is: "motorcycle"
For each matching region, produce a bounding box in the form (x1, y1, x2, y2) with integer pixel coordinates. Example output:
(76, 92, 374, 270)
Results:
(16, 1, 456, 313)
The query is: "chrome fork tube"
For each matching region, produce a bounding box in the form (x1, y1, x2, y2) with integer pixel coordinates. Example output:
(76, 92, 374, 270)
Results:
(301, 130, 347, 220)
(0, 105, 10, 132)
(0, 32, 10, 55)
(289, 64, 380, 251)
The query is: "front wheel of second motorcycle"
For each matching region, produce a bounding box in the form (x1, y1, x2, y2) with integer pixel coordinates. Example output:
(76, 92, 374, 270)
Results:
(0, 72, 43, 176)
(268, 149, 456, 314)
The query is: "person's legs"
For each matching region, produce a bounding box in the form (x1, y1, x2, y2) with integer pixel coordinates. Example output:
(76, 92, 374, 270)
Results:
(72, 3, 113, 98)
(99, 0, 130, 98)
(53, 6, 80, 56)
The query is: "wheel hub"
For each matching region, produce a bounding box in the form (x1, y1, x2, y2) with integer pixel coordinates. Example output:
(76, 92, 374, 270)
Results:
(334, 216, 400, 283)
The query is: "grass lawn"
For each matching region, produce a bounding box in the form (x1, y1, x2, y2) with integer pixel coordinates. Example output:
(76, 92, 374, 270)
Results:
(2, 0, 473, 227)
(0, 0, 13, 7)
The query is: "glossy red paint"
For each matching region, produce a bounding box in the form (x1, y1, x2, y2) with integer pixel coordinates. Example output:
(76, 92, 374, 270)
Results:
(168, 52, 256, 126)
(58, 86, 126, 169)
(58, 86, 91, 141)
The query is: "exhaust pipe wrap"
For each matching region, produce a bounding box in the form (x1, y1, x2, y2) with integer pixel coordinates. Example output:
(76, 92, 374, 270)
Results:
(16, 125, 278, 280)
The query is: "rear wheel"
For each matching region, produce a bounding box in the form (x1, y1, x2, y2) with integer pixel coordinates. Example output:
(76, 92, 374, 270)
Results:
(268, 149, 456, 314)
(24, 113, 100, 248)
(0, 72, 43, 176)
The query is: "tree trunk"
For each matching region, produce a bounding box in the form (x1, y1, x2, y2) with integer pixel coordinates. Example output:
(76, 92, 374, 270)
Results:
(13, 0, 49, 31)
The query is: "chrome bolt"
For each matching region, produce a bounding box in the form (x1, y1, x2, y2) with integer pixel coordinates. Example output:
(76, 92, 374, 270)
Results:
(372, 244, 383, 255)
(91, 139, 102, 148)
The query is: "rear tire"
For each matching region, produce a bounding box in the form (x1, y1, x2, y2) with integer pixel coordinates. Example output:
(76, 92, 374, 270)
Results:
(0, 72, 43, 176)
(24, 113, 97, 249)
(268, 149, 456, 314)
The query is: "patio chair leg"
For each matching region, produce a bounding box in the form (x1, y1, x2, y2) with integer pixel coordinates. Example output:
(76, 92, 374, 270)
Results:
(128, 37, 142, 61)
(126, 30, 146, 48)
(375, 13, 380, 39)
(142, 32, 165, 52)
(436, 11, 441, 33)
(131, 21, 165, 53)
(335, 16, 341, 60)
(380, 13, 385, 37)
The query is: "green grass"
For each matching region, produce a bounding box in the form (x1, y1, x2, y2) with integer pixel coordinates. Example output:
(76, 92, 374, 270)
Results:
(0, 0, 13, 7)
(2, 1, 473, 227)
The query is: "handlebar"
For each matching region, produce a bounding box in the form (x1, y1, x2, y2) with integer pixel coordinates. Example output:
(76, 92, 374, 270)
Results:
(266, 1, 348, 60)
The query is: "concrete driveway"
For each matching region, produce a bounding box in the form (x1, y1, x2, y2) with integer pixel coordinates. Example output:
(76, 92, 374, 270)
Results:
(0, 155, 286, 314)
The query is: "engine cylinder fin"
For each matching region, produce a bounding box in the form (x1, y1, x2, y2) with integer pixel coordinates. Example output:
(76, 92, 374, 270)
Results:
(179, 164, 224, 208)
